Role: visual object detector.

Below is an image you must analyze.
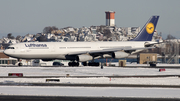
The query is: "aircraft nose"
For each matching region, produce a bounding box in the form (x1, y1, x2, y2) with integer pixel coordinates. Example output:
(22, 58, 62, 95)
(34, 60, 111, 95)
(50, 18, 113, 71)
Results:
(3, 49, 11, 56)
(3, 50, 8, 55)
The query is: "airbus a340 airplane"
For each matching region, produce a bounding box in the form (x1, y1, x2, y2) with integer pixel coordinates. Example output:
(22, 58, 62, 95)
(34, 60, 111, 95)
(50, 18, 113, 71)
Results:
(4, 16, 159, 66)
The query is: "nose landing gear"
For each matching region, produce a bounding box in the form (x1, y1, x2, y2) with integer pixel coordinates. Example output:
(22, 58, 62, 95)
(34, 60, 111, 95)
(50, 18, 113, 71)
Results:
(18, 59, 23, 66)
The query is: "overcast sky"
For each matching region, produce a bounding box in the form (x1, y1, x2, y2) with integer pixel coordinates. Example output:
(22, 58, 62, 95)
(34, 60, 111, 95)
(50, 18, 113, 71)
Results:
(0, 0, 180, 39)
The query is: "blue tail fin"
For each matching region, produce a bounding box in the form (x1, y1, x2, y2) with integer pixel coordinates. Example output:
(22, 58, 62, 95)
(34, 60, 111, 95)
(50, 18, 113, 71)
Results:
(131, 16, 159, 41)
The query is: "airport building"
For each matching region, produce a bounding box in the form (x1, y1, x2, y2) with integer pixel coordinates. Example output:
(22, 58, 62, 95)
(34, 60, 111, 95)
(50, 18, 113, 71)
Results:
(0, 50, 17, 66)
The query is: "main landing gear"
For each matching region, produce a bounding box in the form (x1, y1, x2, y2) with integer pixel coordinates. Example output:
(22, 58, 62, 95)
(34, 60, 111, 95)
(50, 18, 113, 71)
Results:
(68, 62, 79, 66)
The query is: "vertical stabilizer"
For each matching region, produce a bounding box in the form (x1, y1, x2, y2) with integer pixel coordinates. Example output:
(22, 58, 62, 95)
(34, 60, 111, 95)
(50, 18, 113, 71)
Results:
(131, 16, 159, 41)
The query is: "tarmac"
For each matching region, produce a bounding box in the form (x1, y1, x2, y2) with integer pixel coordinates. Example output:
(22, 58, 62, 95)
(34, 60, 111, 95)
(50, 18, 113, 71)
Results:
(0, 74, 180, 78)
(1, 82, 180, 88)
(0, 95, 179, 101)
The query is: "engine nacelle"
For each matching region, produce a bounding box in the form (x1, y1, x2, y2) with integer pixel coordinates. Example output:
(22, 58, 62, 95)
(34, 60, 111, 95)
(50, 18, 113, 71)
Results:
(76, 54, 93, 62)
(144, 41, 157, 47)
(112, 51, 129, 59)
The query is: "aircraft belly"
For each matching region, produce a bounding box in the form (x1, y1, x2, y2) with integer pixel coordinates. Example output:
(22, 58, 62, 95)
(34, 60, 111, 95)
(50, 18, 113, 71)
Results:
(12, 53, 59, 59)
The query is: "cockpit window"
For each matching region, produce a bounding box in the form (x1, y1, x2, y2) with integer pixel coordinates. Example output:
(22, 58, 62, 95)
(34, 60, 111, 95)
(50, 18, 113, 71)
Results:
(7, 47, 15, 49)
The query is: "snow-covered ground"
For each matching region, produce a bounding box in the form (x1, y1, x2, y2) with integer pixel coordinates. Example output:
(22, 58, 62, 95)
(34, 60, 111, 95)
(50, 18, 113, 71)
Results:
(1, 77, 180, 86)
(108, 62, 180, 67)
(0, 66, 180, 85)
(1, 66, 180, 98)
(1, 66, 180, 76)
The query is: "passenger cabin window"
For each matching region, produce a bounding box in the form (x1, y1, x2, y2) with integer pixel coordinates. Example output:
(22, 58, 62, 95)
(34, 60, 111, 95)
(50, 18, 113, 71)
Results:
(7, 47, 15, 49)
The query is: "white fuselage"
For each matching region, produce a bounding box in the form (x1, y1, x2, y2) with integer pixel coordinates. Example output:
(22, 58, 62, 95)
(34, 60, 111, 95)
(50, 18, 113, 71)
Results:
(4, 41, 146, 59)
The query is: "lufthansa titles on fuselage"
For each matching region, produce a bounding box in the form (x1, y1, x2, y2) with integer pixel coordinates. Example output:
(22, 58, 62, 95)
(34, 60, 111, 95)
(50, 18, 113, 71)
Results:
(25, 44, 49, 49)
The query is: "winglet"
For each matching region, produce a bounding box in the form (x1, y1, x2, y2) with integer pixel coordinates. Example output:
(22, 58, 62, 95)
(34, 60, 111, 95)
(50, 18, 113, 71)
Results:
(131, 16, 159, 41)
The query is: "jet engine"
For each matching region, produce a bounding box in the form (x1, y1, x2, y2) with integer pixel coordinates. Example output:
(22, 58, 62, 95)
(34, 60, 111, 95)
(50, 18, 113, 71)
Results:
(76, 54, 93, 62)
(112, 51, 129, 59)
(144, 41, 158, 47)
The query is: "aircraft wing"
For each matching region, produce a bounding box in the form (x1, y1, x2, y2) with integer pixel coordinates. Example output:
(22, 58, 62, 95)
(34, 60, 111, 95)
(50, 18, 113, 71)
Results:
(124, 47, 155, 51)
(67, 46, 155, 55)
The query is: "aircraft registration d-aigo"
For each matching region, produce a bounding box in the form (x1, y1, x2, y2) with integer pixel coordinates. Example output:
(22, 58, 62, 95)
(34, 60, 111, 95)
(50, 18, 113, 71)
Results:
(4, 16, 159, 66)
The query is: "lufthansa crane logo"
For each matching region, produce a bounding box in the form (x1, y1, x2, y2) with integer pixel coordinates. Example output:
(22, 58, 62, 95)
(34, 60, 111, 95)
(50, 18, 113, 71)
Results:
(146, 23, 154, 34)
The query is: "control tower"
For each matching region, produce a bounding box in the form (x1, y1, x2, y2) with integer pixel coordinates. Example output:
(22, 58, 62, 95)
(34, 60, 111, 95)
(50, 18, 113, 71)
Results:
(105, 11, 115, 26)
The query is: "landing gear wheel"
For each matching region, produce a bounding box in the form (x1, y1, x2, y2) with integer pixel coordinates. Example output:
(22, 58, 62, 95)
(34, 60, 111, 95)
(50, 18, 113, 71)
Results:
(18, 63, 23, 66)
(76, 62, 79, 66)
(82, 62, 87, 66)
(68, 62, 79, 66)
(68, 62, 71, 66)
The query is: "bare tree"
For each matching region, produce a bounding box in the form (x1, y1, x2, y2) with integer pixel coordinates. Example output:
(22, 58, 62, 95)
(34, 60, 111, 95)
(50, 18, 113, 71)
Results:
(7, 33, 15, 39)
(16, 35, 21, 41)
(43, 26, 58, 34)
(166, 34, 176, 40)
(37, 35, 48, 42)
(51, 26, 58, 30)
(103, 29, 112, 38)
